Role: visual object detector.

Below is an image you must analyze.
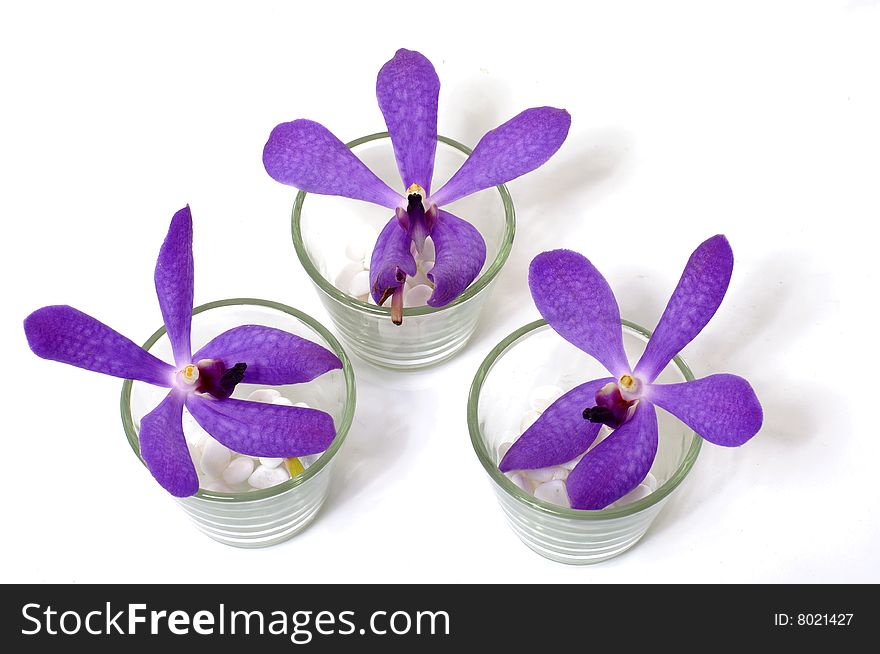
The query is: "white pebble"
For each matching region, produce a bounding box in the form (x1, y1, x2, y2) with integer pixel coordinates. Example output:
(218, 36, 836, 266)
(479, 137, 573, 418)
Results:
(247, 388, 281, 403)
(345, 240, 367, 263)
(259, 457, 284, 468)
(222, 457, 255, 485)
(248, 464, 290, 489)
(552, 467, 570, 481)
(349, 225, 378, 264)
(520, 409, 541, 433)
(420, 237, 436, 261)
(200, 438, 231, 478)
(404, 284, 433, 307)
(534, 480, 570, 507)
(589, 426, 614, 450)
(405, 257, 435, 288)
(181, 411, 208, 447)
(186, 440, 202, 465)
(271, 396, 294, 406)
(615, 483, 653, 507)
(349, 270, 371, 298)
(506, 472, 530, 492)
(293, 401, 310, 408)
(497, 441, 513, 463)
(560, 453, 584, 471)
(299, 453, 320, 469)
(201, 479, 232, 493)
(643, 472, 658, 491)
(335, 261, 364, 293)
(407, 258, 434, 284)
(189, 429, 208, 449)
(525, 466, 569, 483)
(529, 384, 564, 413)
(555, 371, 581, 390)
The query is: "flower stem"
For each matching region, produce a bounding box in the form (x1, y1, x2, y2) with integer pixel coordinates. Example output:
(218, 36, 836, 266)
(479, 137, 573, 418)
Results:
(391, 285, 405, 325)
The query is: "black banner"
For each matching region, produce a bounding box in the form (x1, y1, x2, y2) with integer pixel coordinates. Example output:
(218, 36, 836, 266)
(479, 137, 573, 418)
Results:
(1, 584, 874, 650)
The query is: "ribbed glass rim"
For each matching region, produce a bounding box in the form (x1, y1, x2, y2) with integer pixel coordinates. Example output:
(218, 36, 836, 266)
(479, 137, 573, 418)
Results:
(120, 298, 357, 503)
(291, 132, 516, 317)
(468, 319, 702, 520)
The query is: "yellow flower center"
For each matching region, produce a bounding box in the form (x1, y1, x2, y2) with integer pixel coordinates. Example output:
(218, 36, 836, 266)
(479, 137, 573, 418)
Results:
(179, 364, 199, 385)
(406, 182, 426, 198)
(617, 374, 641, 401)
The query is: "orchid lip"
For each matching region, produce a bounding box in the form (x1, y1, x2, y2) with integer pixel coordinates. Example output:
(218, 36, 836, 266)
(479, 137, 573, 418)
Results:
(582, 401, 639, 429)
(402, 188, 431, 254)
(582, 405, 617, 425)
(174, 358, 249, 400)
(582, 380, 639, 428)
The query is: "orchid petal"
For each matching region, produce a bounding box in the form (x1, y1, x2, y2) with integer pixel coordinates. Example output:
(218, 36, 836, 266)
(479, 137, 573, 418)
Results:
(529, 249, 630, 377)
(24, 305, 175, 386)
(566, 401, 659, 510)
(369, 215, 417, 304)
(499, 377, 614, 472)
(154, 206, 194, 367)
(377, 48, 440, 193)
(139, 390, 198, 497)
(429, 107, 570, 206)
(192, 325, 342, 386)
(186, 396, 335, 458)
(634, 235, 734, 382)
(263, 119, 403, 209)
(646, 374, 762, 447)
(426, 210, 486, 307)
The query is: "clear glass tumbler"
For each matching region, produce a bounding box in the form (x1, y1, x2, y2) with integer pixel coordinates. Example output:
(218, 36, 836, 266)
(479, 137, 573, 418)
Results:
(469, 319, 702, 564)
(121, 298, 356, 548)
(292, 132, 515, 370)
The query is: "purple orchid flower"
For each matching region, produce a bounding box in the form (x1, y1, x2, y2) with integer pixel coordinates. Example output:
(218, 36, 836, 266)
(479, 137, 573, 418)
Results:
(263, 48, 571, 324)
(499, 235, 763, 510)
(23, 206, 342, 497)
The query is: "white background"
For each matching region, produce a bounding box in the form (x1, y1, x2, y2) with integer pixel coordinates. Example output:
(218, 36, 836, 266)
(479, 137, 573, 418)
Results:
(1, 1, 877, 583)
